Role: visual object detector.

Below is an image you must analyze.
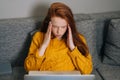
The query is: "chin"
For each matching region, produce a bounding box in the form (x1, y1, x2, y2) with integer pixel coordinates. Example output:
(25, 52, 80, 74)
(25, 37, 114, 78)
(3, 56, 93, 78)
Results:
(56, 36, 62, 40)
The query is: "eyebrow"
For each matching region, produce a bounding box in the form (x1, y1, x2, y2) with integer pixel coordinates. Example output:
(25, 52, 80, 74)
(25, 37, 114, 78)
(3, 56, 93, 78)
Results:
(52, 25, 67, 27)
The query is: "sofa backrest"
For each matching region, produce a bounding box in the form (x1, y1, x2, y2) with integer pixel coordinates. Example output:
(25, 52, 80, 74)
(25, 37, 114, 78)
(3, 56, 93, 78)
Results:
(0, 14, 91, 67)
(0, 11, 120, 67)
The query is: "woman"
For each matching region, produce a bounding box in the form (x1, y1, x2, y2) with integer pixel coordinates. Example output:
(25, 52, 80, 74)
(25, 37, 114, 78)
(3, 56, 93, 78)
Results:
(24, 2, 93, 74)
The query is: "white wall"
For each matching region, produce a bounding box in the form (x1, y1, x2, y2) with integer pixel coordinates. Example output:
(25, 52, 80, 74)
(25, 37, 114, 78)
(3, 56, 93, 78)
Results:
(0, 0, 120, 19)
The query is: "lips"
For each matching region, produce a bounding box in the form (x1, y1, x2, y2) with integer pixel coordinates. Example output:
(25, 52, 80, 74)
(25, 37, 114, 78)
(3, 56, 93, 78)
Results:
(55, 34, 62, 37)
(56, 35, 61, 37)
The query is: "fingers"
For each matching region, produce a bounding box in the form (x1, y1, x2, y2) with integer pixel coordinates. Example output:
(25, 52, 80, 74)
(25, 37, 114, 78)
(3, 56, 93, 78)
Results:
(47, 21, 52, 35)
(48, 21, 52, 29)
(67, 24, 72, 36)
(67, 24, 75, 50)
(43, 22, 52, 46)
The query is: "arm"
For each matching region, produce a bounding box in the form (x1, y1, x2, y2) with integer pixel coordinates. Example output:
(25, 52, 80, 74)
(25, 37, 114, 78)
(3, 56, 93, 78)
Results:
(24, 32, 45, 71)
(68, 36, 93, 74)
(67, 25, 93, 74)
(24, 22, 52, 71)
(68, 46, 93, 74)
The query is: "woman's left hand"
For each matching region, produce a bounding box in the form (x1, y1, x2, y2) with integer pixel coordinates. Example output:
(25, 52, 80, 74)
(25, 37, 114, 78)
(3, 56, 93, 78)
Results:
(67, 25, 75, 51)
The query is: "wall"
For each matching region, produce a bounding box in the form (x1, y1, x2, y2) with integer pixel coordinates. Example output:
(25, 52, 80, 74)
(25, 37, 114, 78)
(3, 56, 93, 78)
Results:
(0, 0, 120, 19)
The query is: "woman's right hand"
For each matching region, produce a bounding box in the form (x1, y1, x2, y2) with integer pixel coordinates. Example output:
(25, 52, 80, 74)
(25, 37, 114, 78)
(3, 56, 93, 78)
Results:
(38, 22, 52, 56)
(42, 22, 52, 47)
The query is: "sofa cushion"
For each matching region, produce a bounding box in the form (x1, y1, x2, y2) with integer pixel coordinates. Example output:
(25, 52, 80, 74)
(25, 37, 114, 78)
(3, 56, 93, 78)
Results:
(0, 18, 39, 66)
(103, 19, 120, 65)
(0, 74, 13, 80)
(97, 64, 120, 80)
(76, 19, 101, 69)
(12, 67, 26, 80)
(0, 62, 12, 75)
(92, 69, 103, 80)
(90, 11, 120, 56)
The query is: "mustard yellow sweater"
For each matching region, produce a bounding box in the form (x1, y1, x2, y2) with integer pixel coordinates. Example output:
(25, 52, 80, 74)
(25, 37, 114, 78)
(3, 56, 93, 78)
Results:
(24, 32, 93, 74)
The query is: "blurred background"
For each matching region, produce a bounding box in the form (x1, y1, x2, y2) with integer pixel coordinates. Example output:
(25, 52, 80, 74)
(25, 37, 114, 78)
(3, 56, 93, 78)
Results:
(0, 0, 120, 19)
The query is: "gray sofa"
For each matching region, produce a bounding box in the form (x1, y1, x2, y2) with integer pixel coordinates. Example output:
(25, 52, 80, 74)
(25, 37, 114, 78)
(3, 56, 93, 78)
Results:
(0, 11, 120, 80)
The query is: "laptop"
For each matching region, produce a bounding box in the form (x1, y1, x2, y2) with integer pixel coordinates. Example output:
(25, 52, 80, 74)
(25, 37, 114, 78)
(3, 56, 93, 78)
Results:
(24, 71, 95, 80)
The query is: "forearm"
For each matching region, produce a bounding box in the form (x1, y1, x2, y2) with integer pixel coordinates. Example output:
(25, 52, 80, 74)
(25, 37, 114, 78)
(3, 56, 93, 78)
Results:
(75, 54, 93, 74)
(24, 53, 45, 72)
(38, 44, 47, 56)
(68, 47, 93, 74)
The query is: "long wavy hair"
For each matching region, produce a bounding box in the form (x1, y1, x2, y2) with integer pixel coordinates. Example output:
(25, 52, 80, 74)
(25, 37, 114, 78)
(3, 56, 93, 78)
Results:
(40, 2, 89, 56)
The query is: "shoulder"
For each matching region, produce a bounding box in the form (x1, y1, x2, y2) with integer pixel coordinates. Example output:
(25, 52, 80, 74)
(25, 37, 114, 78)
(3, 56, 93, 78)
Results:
(32, 31, 45, 40)
(33, 31, 44, 37)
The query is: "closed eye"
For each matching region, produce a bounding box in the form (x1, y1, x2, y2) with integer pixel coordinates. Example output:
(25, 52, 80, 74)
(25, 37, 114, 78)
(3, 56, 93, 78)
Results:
(52, 25, 58, 28)
(61, 26, 66, 28)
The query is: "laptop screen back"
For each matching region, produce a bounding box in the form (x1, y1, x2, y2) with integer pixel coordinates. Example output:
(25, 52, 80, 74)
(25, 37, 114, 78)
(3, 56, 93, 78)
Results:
(24, 71, 95, 80)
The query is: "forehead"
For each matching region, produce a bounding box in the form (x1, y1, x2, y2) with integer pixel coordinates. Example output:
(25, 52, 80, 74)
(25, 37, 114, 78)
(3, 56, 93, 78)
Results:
(51, 17, 67, 26)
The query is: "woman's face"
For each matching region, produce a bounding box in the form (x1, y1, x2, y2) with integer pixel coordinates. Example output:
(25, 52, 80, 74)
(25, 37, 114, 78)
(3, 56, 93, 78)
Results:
(51, 17, 68, 40)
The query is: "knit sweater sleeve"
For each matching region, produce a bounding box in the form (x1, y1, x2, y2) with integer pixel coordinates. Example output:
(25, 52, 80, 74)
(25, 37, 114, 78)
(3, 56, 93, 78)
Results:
(24, 32, 45, 71)
(68, 35, 93, 74)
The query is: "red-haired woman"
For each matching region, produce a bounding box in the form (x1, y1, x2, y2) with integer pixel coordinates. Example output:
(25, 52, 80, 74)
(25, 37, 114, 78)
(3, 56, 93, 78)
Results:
(24, 2, 93, 74)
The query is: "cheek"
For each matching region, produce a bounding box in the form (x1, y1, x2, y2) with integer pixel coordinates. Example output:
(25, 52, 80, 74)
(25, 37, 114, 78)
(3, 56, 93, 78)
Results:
(63, 27, 67, 33)
(51, 28, 56, 34)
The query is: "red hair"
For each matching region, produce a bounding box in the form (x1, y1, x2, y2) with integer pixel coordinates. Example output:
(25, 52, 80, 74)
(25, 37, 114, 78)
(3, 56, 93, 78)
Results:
(40, 2, 89, 56)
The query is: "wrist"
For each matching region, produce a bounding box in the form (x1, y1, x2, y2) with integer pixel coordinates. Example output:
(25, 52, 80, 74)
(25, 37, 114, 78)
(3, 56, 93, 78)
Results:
(41, 43, 48, 49)
(38, 44, 47, 56)
(70, 45, 75, 51)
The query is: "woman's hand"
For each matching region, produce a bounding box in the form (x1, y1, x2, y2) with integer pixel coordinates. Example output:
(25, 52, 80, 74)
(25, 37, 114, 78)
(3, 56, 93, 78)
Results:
(42, 21, 52, 48)
(38, 22, 52, 56)
(67, 25, 75, 51)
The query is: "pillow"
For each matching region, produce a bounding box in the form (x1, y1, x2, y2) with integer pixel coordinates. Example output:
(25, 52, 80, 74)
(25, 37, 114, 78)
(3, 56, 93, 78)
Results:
(76, 19, 101, 69)
(103, 19, 120, 65)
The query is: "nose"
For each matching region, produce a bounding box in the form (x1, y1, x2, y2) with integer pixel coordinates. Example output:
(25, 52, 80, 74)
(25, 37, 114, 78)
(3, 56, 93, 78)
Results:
(57, 27, 61, 34)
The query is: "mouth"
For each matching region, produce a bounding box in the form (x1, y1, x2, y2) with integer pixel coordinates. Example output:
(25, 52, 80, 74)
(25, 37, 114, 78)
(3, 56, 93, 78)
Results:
(56, 35, 61, 37)
(55, 35, 62, 37)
